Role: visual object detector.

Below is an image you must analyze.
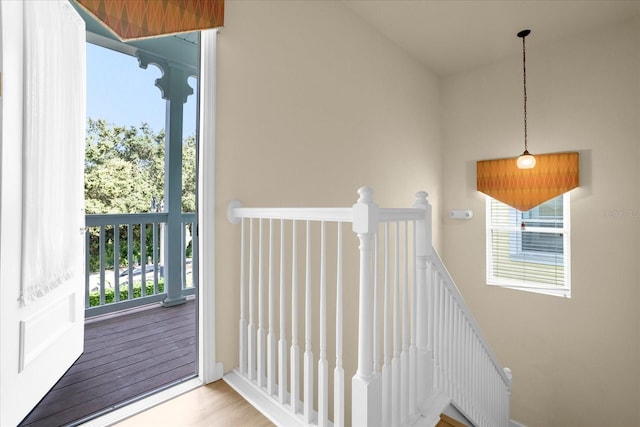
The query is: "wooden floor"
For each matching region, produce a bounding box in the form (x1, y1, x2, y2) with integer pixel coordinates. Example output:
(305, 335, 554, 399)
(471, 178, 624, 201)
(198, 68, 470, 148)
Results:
(438, 414, 470, 427)
(118, 380, 463, 427)
(19, 299, 197, 427)
(116, 380, 274, 427)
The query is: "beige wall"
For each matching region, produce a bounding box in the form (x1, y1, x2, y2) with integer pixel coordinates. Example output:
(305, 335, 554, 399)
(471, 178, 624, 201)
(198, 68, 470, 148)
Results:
(214, 2, 639, 425)
(214, 0, 442, 407)
(441, 20, 640, 426)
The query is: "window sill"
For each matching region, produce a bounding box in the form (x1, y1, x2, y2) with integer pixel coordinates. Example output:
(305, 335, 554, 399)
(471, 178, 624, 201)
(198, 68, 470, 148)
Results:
(487, 281, 571, 298)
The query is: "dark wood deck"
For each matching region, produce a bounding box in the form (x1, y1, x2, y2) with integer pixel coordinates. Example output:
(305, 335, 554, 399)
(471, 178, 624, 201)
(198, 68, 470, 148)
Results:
(19, 299, 197, 427)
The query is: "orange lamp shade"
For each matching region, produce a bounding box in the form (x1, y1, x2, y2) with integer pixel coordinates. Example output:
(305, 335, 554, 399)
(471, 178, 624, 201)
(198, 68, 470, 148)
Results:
(477, 152, 579, 211)
(75, 0, 225, 41)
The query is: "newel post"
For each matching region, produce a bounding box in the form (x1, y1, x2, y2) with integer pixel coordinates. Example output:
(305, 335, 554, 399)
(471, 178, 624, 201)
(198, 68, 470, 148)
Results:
(351, 187, 382, 426)
(412, 191, 432, 407)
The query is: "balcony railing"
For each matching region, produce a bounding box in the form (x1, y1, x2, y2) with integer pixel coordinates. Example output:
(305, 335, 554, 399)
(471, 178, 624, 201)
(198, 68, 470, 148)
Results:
(84, 212, 197, 317)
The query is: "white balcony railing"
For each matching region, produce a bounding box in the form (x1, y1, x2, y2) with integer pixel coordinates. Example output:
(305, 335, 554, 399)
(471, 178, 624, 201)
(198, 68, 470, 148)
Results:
(84, 212, 196, 317)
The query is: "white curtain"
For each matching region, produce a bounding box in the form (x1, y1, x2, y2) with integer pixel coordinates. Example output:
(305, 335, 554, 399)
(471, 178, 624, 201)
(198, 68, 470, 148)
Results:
(19, 1, 86, 304)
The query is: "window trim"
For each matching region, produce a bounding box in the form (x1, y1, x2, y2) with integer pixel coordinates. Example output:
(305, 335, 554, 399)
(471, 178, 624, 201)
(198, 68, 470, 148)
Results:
(485, 193, 571, 298)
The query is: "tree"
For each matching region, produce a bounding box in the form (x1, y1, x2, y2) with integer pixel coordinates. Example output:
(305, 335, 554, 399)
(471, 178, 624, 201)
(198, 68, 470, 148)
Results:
(85, 118, 196, 214)
(85, 118, 196, 271)
(85, 118, 165, 214)
(182, 135, 197, 213)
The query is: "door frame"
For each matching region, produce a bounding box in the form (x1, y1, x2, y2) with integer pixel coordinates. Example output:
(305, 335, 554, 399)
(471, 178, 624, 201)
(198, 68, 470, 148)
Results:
(78, 29, 222, 427)
(196, 29, 224, 385)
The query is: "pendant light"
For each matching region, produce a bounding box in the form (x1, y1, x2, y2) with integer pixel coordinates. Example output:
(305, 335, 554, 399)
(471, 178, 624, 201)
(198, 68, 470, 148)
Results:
(516, 29, 536, 169)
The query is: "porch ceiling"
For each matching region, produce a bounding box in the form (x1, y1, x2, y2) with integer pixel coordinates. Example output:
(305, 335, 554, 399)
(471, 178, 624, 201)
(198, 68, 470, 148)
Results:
(70, 1, 198, 68)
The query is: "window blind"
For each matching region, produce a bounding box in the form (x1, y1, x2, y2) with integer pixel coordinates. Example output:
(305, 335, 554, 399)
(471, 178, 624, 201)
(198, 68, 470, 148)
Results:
(486, 194, 571, 296)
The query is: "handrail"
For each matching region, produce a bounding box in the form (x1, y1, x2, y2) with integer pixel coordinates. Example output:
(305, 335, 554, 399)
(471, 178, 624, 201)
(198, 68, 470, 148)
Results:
(227, 205, 426, 224)
(428, 249, 512, 426)
(228, 204, 353, 223)
(225, 187, 511, 427)
(430, 250, 511, 386)
(379, 207, 425, 222)
(85, 212, 168, 226)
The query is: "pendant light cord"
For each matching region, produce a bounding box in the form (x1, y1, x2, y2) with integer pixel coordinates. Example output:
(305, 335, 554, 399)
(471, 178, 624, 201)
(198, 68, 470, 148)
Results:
(522, 34, 528, 152)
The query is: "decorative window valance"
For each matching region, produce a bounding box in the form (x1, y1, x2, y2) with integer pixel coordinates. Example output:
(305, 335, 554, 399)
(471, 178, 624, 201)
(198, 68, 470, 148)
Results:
(477, 152, 579, 211)
(75, 0, 224, 41)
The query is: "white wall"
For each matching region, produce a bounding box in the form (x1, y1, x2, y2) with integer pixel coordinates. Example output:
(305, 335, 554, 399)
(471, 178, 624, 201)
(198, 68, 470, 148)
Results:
(441, 20, 640, 426)
(214, 0, 442, 421)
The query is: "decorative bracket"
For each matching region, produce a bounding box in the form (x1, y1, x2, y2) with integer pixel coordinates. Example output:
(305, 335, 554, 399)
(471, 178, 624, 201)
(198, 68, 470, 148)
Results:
(136, 50, 194, 104)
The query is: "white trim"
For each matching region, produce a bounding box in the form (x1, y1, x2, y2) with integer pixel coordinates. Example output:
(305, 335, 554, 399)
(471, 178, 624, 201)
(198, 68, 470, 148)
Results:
(442, 404, 473, 426)
(495, 283, 571, 299)
(79, 378, 203, 427)
(86, 31, 138, 57)
(417, 392, 452, 426)
(79, 28, 222, 427)
(510, 419, 528, 427)
(197, 28, 223, 384)
(224, 370, 304, 427)
(228, 206, 425, 223)
(485, 193, 571, 298)
(231, 206, 354, 222)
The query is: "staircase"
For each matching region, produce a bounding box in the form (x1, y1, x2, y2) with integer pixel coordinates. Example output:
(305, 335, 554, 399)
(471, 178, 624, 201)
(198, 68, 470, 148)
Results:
(226, 187, 511, 427)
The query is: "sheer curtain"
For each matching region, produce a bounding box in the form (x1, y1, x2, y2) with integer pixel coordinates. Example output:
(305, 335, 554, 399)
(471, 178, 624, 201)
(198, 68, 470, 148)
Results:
(19, 1, 86, 304)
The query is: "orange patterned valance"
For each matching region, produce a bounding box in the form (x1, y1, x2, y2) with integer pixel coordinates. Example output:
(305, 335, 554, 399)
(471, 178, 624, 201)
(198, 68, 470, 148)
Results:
(477, 152, 579, 211)
(75, 0, 224, 41)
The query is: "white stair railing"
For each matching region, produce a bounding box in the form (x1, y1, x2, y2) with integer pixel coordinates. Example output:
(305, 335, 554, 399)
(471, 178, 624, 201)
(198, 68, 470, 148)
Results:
(226, 188, 511, 427)
(228, 201, 352, 426)
(425, 252, 513, 426)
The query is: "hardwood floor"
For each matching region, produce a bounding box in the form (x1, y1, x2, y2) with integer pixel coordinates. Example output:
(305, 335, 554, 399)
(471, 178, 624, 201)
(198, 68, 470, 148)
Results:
(115, 380, 274, 427)
(19, 300, 197, 427)
(438, 414, 469, 427)
(17, 298, 457, 427)
(117, 380, 463, 427)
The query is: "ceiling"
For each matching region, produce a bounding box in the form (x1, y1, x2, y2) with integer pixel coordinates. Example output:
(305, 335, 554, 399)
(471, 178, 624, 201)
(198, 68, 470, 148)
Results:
(343, 0, 640, 76)
(73, 2, 199, 70)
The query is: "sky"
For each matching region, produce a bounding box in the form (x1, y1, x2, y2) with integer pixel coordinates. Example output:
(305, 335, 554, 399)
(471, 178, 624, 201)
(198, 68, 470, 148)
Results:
(86, 43, 197, 138)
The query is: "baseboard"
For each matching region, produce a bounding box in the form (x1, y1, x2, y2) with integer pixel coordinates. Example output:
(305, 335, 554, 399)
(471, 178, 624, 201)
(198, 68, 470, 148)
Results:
(418, 391, 452, 426)
(510, 419, 528, 427)
(442, 404, 473, 427)
(224, 370, 306, 427)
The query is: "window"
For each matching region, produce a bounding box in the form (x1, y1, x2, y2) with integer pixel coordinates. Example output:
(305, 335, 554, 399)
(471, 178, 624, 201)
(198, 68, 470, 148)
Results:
(486, 193, 571, 298)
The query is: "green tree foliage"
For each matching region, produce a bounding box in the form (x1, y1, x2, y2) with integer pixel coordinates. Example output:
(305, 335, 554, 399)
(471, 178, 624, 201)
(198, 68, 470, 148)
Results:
(85, 118, 196, 214)
(182, 134, 197, 213)
(85, 118, 196, 272)
(88, 280, 165, 307)
(85, 118, 165, 214)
